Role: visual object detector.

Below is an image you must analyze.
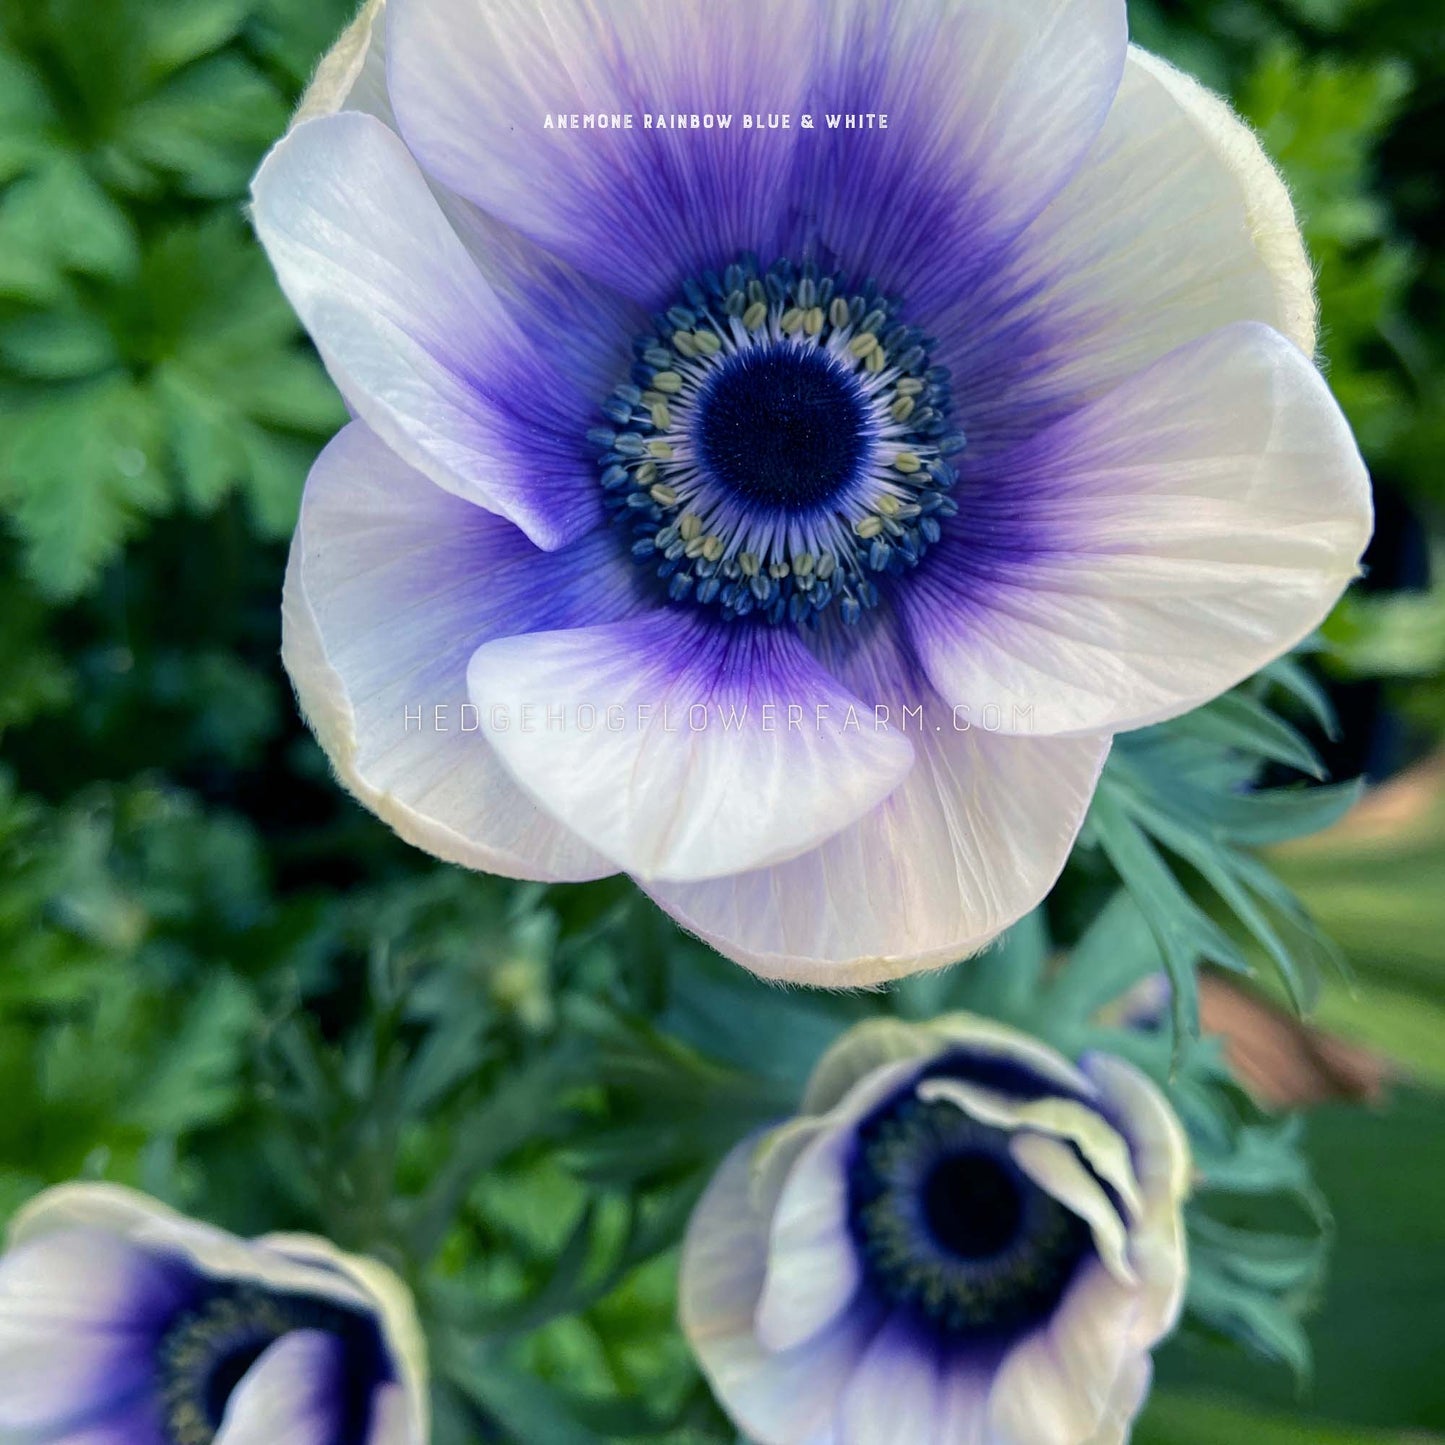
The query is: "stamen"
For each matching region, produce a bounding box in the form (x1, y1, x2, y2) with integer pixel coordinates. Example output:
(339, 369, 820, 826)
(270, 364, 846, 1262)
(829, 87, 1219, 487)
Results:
(592, 254, 964, 627)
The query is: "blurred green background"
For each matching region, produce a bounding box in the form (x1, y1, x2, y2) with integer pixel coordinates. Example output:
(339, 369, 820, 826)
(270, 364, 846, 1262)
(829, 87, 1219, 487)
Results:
(1, 0, 1442, 1440)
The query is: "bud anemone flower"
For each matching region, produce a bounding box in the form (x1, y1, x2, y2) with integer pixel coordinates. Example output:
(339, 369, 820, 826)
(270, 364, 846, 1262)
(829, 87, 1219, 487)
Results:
(254, 0, 1371, 985)
(679, 1017, 1191, 1445)
(0, 1184, 425, 1445)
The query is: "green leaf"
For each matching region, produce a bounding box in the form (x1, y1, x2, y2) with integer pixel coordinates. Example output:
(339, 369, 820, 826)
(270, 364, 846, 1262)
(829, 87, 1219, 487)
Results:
(0, 376, 166, 597)
(113, 53, 289, 198)
(1169, 691, 1325, 780)
(1139, 1392, 1433, 1445)
(124, 973, 258, 1134)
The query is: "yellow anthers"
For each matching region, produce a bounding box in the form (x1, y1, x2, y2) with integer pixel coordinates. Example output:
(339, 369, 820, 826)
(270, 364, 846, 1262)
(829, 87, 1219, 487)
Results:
(768, 559, 791, 580)
(793, 552, 815, 576)
(804, 306, 825, 335)
(854, 515, 885, 539)
(849, 331, 879, 359)
(693, 328, 722, 356)
(830, 297, 851, 329)
(890, 394, 916, 423)
(893, 451, 921, 473)
(816, 552, 838, 580)
(652, 370, 684, 394)
(672, 330, 698, 358)
(650, 483, 678, 506)
(685, 535, 708, 559)
(650, 400, 672, 430)
(738, 551, 761, 576)
(635, 460, 658, 485)
(743, 300, 769, 331)
(648, 439, 674, 459)
(679, 513, 703, 542)
(701, 534, 725, 562)
(780, 307, 805, 334)
(896, 376, 925, 396)
(876, 493, 902, 517)
(865, 345, 886, 373)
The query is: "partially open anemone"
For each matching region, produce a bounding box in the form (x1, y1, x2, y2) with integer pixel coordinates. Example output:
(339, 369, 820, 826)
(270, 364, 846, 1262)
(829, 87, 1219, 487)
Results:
(0, 1185, 426, 1445)
(254, 0, 1372, 985)
(679, 1016, 1191, 1445)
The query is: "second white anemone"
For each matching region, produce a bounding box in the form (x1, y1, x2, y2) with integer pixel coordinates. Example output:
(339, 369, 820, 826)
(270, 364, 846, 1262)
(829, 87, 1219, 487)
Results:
(680, 1015, 1191, 1445)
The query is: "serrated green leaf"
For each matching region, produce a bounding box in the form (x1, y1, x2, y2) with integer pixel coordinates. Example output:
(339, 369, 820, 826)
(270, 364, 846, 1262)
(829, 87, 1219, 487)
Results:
(0, 309, 118, 380)
(1171, 691, 1325, 780)
(114, 53, 288, 198)
(0, 376, 166, 596)
(124, 973, 258, 1134)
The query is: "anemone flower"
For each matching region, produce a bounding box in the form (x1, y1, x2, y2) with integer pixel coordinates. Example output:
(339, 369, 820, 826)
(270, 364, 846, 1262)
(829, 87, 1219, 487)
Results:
(253, 0, 1371, 985)
(0, 1184, 425, 1445)
(679, 1016, 1190, 1445)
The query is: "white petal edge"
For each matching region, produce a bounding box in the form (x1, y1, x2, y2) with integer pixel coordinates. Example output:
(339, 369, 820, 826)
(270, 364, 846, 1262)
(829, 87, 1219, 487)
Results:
(262, 1234, 428, 1445)
(282, 421, 616, 882)
(295, 0, 388, 123)
(649, 725, 1108, 984)
(1130, 47, 1316, 356)
(800, 1014, 1096, 1119)
(1085, 1054, 1193, 1346)
(9, 1186, 374, 1315)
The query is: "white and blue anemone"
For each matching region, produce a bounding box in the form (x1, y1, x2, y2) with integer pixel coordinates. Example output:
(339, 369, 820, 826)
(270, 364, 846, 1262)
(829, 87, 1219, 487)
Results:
(680, 1017, 1191, 1445)
(0, 1185, 426, 1445)
(255, 0, 1372, 985)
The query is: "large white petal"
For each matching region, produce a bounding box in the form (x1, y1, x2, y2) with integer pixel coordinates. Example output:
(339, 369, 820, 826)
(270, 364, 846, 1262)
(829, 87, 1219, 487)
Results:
(468, 612, 915, 882)
(649, 629, 1107, 981)
(252, 110, 598, 549)
(902, 322, 1372, 736)
(941, 46, 1316, 456)
(284, 421, 624, 882)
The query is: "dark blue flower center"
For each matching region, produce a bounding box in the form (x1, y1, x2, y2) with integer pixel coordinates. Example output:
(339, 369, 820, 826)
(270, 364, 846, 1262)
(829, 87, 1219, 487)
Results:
(694, 345, 868, 510)
(847, 1092, 1093, 1340)
(590, 254, 964, 628)
(922, 1150, 1023, 1259)
(156, 1281, 391, 1445)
